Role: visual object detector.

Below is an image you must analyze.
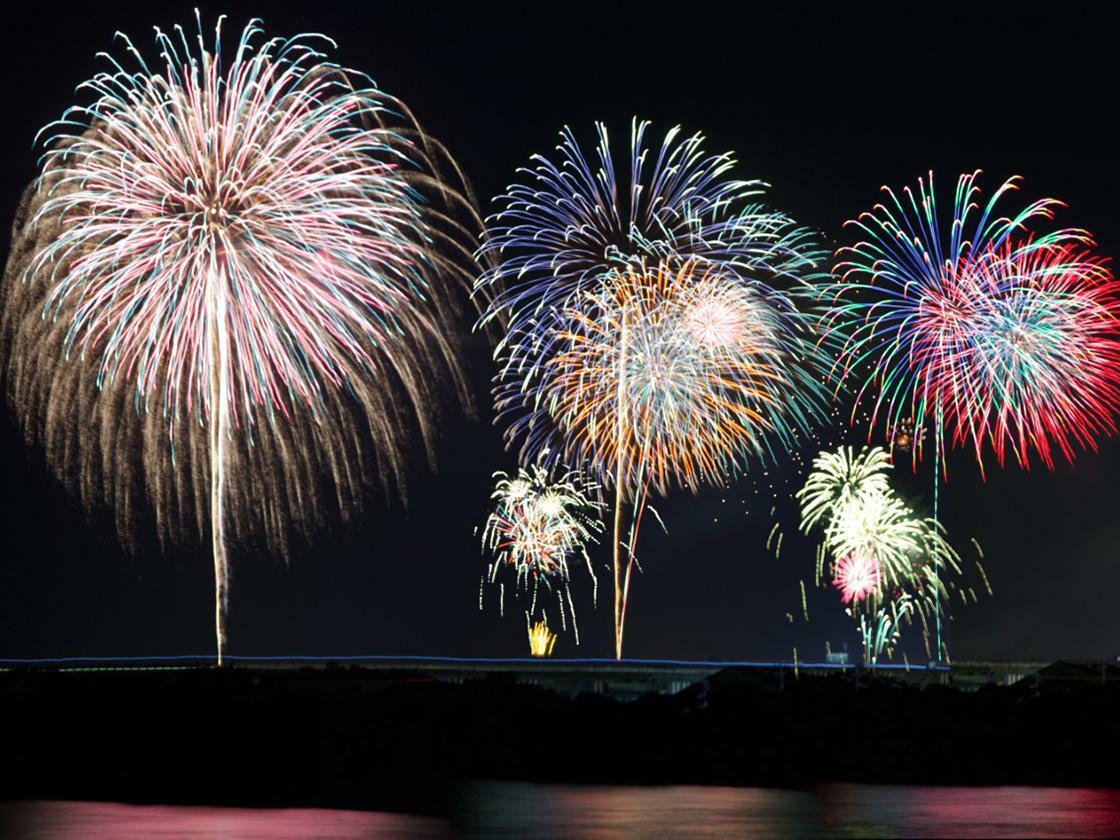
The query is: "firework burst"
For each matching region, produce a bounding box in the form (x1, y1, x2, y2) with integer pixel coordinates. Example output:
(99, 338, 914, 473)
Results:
(796, 445, 892, 535)
(527, 619, 558, 657)
(477, 119, 823, 337)
(927, 240, 1120, 470)
(887, 417, 922, 455)
(820, 170, 1120, 474)
(545, 259, 817, 494)
(1, 15, 480, 663)
(832, 552, 882, 605)
(481, 464, 604, 645)
(797, 446, 964, 663)
(476, 120, 828, 657)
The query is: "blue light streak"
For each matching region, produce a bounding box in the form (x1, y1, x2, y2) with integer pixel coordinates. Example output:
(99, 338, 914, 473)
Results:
(0, 653, 950, 671)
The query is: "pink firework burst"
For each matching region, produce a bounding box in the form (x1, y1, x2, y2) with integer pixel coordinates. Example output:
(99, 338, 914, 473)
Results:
(30, 17, 438, 433)
(832, 552, 882, 604)
(5, 14, 478, 663)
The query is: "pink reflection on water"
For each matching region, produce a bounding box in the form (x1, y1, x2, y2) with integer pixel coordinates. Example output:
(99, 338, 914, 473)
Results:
(0, 801, 449, 839)
(461, 782, 1120, 838)
(816, 784, 1120, 839)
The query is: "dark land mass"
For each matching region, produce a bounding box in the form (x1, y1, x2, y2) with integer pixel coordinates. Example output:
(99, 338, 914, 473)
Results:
(1, 662, 1117, 817)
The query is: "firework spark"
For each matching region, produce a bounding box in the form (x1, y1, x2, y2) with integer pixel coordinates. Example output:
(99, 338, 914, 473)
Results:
(481, 465, 603, 646)
(1, 15, 480, 663)
(476, 120, 828, 657)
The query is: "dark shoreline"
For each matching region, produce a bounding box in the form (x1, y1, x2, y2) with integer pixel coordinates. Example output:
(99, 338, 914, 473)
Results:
(2, 663, 1117, 816)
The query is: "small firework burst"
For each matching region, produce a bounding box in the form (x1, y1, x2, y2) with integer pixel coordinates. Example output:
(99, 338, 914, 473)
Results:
(527, 619, 558, 657)
(481, 465, 604, 643)
(887, 417, 923, 455)
(832, 552, 882, 604)
(796, 446, 892, 536)
(797, 445, 968, 663)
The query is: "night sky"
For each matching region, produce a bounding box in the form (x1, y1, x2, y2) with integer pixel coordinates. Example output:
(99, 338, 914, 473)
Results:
(1, 2, 1117, 664)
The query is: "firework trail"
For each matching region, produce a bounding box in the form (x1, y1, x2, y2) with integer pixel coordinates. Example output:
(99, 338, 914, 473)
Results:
(481, 464, 604, 647)
(0, 15, 481, 663)
(476, 120, 828, 657)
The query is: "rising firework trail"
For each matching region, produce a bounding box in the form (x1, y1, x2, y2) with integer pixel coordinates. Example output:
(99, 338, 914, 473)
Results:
(1, 15, 481, 663)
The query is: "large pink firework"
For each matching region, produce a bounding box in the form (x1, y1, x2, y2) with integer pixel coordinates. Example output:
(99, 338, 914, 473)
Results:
(2, 15, 478, 662)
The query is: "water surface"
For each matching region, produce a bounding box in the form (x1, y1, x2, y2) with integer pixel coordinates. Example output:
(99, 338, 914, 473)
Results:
(0, 801, 448, 839)
(458, 782, 1120, 838)
(5, 785, 1120, 838)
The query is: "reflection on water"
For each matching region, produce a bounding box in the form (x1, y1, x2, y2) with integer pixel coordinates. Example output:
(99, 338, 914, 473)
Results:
(459, 783, 815, 838)
(4, 786, 1120, 838)
(817, 784, 1120, 839)
(0, 801, 449, 839)
(458, 782, 1120, 839)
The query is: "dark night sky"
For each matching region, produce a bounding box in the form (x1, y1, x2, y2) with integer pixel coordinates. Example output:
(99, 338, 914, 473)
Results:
(1, 1, 1117, 663)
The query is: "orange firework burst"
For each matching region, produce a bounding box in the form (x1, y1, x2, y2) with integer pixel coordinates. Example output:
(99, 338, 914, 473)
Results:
(545, 259, 795, 495)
